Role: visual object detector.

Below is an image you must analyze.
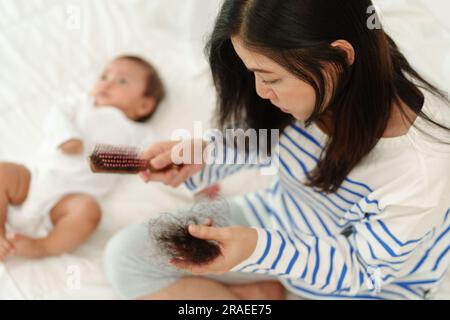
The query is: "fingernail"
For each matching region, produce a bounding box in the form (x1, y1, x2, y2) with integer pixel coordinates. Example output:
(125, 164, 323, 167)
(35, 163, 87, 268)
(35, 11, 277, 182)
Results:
(151, 159, 161, 169)
(189, 225, 199, 232)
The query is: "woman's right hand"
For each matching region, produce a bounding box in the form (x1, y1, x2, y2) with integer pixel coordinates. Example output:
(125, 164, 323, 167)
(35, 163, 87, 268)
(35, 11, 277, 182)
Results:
(139, 139, 207, 187)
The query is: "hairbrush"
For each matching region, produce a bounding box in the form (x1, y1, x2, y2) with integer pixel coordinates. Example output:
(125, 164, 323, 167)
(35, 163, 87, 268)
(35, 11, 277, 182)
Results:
(89, 143, 180, 174)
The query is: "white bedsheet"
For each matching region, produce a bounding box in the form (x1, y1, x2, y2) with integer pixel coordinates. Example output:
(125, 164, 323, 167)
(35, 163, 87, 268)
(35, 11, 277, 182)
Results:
(0, 0, 449, 300)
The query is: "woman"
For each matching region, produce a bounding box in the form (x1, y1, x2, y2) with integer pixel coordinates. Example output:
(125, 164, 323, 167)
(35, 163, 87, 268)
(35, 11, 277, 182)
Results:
(104, 0, 450, 300)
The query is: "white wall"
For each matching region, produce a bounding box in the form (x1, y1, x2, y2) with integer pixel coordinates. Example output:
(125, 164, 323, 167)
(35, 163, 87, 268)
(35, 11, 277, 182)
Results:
(0, 0, 449, 161)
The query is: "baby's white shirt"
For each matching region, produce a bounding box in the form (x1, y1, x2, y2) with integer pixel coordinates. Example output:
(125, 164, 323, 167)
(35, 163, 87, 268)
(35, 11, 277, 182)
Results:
(34, 95, 145, 197)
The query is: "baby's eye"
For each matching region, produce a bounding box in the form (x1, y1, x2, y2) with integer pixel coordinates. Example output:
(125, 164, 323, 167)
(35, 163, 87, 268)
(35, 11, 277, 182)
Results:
(100, 74, 107, 81)
(117, 78, 128, 85)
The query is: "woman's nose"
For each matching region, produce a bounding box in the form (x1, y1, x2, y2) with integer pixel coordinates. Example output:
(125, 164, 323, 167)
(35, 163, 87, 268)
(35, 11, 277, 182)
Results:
(255, 79, 276, 100)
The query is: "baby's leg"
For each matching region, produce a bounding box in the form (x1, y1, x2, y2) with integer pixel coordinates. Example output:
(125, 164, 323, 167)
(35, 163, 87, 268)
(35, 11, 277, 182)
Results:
(0, 162, 31, 261)
(10, 194, 101, 258)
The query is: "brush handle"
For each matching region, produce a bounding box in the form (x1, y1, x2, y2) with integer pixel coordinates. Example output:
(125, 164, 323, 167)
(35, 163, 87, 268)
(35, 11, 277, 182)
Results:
(89, 161, 182, 175)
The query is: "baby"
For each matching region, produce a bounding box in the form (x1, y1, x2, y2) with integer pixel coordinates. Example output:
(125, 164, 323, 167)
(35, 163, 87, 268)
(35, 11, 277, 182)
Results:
(0, 55, 165, 261)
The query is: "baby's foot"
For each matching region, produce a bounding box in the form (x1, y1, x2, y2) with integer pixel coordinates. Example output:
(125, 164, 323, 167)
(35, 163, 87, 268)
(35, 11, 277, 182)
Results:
(0, 235, 15, 261)
(8, 234, 48, 258)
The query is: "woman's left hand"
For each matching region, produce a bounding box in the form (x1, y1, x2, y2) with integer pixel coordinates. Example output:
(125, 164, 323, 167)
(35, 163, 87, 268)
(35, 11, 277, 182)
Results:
(170, 224, 258, 275)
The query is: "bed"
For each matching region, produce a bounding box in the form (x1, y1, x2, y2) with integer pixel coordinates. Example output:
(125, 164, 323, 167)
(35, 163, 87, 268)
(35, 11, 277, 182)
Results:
(0, 0, 449, 299)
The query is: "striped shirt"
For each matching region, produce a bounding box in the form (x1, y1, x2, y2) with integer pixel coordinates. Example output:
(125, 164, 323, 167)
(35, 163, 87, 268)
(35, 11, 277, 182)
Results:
(185, 89, 450, 300)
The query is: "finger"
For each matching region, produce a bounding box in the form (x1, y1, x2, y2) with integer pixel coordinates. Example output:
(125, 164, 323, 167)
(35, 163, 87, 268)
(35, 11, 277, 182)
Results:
(150, 150, 175, 171)
(140, 141, 175, 160)
(0, 244, 13, 256)
(188, 224, 227, 242)
(0, 241, 12, 251)
(139, 170, 151, 183)
(150, 139, 203, 171)
(167, 165, 194, 187)
(141, 169, 176, 185)
(6, 233, 17, 243)
(164, 168, 183, 187)
(4, 242, 13, 251)
(172, 163, 203, 187)
(203, 218, 213, 226)
(188, 163, 204, 176)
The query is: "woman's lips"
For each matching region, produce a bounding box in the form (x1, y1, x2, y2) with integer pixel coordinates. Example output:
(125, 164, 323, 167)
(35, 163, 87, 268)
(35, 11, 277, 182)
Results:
(271, 101, 290, 113)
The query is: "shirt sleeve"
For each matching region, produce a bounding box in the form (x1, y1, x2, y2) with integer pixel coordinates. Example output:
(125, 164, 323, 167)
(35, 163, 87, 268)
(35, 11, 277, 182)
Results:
(230, 204, 441, 295)
(184, 135, 276, 193)
(43, 103, 82, 149)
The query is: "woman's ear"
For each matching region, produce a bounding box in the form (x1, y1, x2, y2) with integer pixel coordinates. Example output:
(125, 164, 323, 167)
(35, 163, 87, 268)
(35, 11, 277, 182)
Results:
(331, 40, 355, 66)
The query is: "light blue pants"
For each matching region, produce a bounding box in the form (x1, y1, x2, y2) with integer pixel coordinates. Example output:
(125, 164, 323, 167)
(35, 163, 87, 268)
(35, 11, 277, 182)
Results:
(103, 198, 277, 299)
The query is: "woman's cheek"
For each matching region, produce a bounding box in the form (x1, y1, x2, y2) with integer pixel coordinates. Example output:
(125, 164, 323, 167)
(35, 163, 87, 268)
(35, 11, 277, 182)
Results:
(289, 100, 314, 120)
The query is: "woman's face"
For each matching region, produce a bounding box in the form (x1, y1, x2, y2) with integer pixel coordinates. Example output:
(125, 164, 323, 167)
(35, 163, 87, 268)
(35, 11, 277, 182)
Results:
(231, 36, 317, 121)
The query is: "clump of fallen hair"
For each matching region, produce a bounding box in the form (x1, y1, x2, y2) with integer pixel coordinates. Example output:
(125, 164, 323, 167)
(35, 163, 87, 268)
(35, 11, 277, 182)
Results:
(148, 198, 230, 266)
(151, 215, 221, 265)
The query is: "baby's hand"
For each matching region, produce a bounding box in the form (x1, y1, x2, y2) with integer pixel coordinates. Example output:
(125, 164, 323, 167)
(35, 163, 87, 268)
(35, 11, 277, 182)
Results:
(59, 139, 83, 155)
(0, 235, 15, 261)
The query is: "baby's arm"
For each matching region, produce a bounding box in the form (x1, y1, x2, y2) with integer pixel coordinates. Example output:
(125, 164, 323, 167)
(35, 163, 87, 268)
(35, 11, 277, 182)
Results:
(59, 139, 83, 155)
(43, 101, 84, 154)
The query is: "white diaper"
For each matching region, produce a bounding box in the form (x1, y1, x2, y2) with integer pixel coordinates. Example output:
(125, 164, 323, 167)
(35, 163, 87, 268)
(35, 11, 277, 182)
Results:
(7, 166, 62, 237)
(6, 101, 142, 237)
(6, 154, 118, 238)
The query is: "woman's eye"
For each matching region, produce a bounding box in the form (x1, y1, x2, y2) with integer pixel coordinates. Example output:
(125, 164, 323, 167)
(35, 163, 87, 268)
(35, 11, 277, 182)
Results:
(118, 78, 128, 84)
(100, 74, 107, 81)
(262, 79, 279, 85)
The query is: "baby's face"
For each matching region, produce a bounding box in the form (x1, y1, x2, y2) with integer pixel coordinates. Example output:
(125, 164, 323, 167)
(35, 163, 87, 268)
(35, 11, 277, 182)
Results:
(90, 58, 154, 120)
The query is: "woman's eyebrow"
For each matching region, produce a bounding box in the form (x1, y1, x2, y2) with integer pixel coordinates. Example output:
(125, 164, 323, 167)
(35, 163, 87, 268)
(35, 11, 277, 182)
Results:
(248, 67, 274, 74)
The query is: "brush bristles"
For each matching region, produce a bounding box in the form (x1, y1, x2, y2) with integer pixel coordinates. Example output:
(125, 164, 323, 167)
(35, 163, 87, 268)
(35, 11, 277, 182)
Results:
(89, 144, 148, 174)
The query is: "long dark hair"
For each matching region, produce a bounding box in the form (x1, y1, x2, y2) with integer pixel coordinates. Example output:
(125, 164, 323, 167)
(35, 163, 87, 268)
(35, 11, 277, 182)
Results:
(206, 0, 450, 193)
